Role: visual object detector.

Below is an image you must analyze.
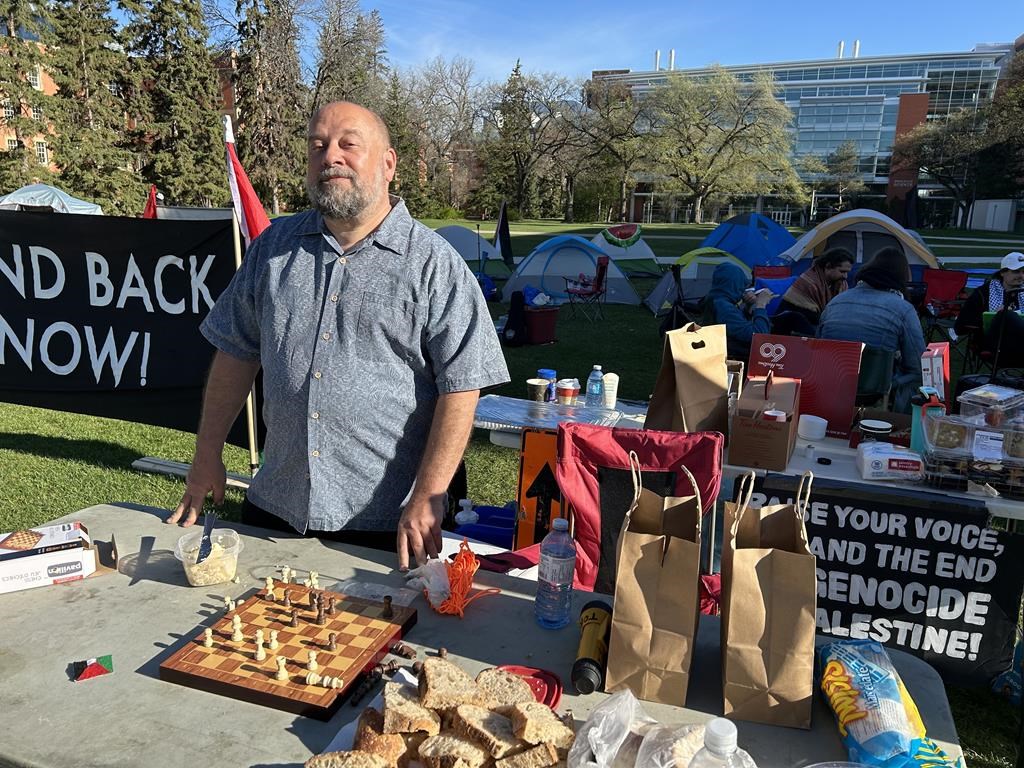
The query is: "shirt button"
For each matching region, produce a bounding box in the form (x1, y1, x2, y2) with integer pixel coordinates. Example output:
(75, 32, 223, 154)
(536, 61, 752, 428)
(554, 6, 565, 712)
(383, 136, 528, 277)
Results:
(338, 256, 347, 264)
(330, 294, 339, 302)
(322, 332, 331, 340)
(311, 449, 320, 457)
(311, 411, 320, 420)
(313, 371, 322, 379)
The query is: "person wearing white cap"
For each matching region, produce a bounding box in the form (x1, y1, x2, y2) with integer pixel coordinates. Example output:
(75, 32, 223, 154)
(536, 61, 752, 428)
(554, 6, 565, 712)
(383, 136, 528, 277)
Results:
(955, 252, 1024, 364)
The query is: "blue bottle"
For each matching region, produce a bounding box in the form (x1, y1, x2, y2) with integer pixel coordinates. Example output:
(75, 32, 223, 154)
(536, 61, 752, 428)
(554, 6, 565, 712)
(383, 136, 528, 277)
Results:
(535, 518, 576, 629)
(585, 365, 604, 408)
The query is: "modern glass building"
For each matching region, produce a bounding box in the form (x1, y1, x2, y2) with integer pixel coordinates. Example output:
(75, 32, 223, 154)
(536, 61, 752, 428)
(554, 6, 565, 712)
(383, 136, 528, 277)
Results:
(592, 38, 1020, 221)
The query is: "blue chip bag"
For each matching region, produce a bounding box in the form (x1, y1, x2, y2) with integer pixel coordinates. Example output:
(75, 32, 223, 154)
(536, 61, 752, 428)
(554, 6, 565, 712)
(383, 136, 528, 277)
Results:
(818, 640, 960, 768)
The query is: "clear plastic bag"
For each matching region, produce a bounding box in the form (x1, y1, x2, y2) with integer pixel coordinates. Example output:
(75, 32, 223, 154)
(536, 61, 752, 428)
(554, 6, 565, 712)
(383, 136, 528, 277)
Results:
(634, 723, 707, 768)
(567, 689, 658, 768)
(402, 559, 450, 607)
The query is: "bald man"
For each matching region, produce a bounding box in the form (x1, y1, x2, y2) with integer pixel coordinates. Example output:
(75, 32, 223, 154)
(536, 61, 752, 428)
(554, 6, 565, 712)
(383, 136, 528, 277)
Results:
(168, 102, 509, 569)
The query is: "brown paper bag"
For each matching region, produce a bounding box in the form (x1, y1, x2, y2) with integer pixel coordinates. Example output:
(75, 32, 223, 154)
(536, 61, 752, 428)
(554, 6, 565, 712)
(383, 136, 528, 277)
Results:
(605, 452, 702, 706)
(645, 323, 729, 435)
(721, 471, 817, 729)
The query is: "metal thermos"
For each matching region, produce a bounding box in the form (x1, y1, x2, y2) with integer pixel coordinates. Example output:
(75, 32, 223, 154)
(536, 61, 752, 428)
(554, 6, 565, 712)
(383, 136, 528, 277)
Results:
(571, 600, 612, 694)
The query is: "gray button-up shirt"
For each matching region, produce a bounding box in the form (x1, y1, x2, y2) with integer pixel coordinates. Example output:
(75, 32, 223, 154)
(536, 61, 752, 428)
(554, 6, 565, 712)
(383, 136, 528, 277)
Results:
(201, 198, 509, 532)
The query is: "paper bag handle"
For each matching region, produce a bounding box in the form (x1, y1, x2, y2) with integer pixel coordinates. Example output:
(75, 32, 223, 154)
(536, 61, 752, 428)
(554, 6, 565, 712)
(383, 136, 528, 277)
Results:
(763, 369, 774, 401)
(734, 471, 757, 519)
(795, 471, 814, 516)
(628, 451, 643, 509)
(678, 463, 703, 517)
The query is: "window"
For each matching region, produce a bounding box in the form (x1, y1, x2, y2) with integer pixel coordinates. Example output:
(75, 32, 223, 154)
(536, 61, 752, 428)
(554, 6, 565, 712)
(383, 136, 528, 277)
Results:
(6, 138, 17, 152)
(107, 81, 120, 96)
(31, 105, 42, 120)
(2, 100, 13, 119)
(27, 67, 41, 90)
(35, 140, 47, 165)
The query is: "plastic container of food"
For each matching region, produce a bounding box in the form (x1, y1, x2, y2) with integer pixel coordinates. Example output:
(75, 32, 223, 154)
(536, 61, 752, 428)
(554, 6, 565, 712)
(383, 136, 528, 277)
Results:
(957, 384, 1024, 427)
(924, 412, 974, 456)
(174, 528, 243, 586)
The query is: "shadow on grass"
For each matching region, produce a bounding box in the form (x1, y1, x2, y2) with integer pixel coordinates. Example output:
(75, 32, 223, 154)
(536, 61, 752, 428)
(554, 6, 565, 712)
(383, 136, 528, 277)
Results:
(0, 431, 142, 467)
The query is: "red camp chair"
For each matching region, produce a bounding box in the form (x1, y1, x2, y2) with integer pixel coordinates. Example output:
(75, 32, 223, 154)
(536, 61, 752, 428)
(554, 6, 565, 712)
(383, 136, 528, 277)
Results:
(563, 256, 609, 321)
(753, 265, 792, 280)
(920, 268, 969, 365)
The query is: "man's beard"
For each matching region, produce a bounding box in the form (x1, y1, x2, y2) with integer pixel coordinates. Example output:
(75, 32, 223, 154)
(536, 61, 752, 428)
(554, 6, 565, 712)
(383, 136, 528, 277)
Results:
(306, 168, 376, 220)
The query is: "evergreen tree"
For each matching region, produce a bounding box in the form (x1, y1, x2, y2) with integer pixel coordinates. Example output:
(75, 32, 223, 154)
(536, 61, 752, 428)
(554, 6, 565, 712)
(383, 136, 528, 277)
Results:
(0, 0, 55, 189)
(493, 61, 532, 215)
(234, 0, 307, 213)
(380, 72, 427, 215)
(49, 0, 141, 213)
(121, 0, 226, 206)
(311, 1, 388, 112)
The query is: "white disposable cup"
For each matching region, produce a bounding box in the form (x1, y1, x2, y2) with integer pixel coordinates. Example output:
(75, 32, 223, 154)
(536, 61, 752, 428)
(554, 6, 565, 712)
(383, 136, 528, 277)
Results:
(602, 373, 619, 409)
(798, 414, 828, 441)
(762, 409, 787, 422)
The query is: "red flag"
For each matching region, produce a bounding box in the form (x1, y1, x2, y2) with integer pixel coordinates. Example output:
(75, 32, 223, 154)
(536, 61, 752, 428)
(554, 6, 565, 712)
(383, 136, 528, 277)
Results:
(223, 116, 271, 247)
(142, 185, 158, 219)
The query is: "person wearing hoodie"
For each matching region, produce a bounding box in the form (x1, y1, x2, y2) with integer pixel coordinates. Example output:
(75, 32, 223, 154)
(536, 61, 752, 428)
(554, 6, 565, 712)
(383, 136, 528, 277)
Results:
(701, 261, 772, 361)
(818, 247, 925, 413)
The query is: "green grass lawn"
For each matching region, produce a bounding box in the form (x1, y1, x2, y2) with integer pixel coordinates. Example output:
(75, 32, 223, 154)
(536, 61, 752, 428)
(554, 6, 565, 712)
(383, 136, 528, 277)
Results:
(1, 221, 1021, 765)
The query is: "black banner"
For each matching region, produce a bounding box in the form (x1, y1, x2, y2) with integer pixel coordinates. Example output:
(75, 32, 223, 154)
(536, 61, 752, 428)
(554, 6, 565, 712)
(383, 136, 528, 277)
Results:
(0, 210, 252, 446)
(737, 473, 1024, 685)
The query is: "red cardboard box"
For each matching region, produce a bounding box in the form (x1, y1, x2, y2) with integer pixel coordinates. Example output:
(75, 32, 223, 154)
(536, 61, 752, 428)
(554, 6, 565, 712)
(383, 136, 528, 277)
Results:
(921, 342, 950, 403)
(748, 335, 864, 439)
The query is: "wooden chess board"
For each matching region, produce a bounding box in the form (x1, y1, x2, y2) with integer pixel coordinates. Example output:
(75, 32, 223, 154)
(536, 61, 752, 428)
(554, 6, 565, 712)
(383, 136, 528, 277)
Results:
(159, 581, 416, 719)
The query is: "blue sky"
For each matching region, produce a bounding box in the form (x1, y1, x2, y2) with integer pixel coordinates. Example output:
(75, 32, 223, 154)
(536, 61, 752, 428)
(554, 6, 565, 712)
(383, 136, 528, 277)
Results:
(372, 0, 1024, 82)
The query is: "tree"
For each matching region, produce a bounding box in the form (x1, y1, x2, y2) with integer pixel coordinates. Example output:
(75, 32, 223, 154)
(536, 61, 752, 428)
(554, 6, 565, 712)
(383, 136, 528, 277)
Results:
(49, 0, 141, 213)
(310, 0, 388, 112)
(823, 140, 866, 212)
(978, 50, 1024, 199)
(121, 0, 227, 206)
(381, 71, 429, 215)
(648, 69, 799, 223)
(0, 0, 55, 190)
(234, 0, 308, 213)
(892, 109, 994, 226)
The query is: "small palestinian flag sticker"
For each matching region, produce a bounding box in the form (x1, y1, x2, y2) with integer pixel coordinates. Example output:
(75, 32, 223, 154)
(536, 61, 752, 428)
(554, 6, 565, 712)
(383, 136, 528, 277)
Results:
(73, 655, 113, 682)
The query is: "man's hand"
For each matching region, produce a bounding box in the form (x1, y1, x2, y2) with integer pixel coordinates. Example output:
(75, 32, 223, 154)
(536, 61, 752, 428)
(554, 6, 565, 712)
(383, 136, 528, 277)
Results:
(166, 452, 227, 526)
(397, 493, 445, 571)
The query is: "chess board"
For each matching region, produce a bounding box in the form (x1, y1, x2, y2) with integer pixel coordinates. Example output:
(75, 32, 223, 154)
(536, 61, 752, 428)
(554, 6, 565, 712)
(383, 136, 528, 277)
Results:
(159, 581, 416, 719)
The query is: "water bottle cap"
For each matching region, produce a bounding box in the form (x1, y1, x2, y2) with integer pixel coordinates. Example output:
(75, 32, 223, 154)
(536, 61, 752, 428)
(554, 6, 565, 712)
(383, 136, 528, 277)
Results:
(704, 718, 738, 752)
(552, 518, 569, 531)
(538, 368, 556, 379)
(592, 365, 602, 371)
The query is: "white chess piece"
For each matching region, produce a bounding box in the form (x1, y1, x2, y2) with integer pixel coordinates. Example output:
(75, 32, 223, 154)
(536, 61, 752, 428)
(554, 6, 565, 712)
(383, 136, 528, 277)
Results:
(281, 565, 292, 584)
(203, 628, 214, 648)
(305, 671, 322, 686)
(275, 656, 288, 681)
(309, 571, 319, 589)
(264, 576, 276, 599)
(255, 638, 266, 661)
(307, 650, 318, 672)
(231, 614, 243, 642)
(269, 630, 279, 650)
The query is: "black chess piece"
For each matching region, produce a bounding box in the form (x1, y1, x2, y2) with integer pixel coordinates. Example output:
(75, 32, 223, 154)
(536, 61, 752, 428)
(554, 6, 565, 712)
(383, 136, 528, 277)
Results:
(283, 592, 291, 608)
(289, 608, 298, 628)
(327, 632, 337, 652)
(327, 596, 336, 616)
(382, 595, 394, 619)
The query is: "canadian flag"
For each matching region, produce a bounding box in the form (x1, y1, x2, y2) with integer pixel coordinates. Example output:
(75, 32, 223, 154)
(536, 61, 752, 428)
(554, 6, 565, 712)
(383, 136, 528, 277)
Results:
(223, 115, 271, 247)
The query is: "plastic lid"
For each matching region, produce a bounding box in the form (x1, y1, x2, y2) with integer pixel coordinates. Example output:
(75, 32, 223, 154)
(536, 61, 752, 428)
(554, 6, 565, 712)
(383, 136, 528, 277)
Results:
(537, 368, 556, 378)
(958, 384, 1024, 409)
(552, 518, 569, 531)
(571, 660, 601, 694)
(703, 718, 738, 753)
(592, 365, 602, 371)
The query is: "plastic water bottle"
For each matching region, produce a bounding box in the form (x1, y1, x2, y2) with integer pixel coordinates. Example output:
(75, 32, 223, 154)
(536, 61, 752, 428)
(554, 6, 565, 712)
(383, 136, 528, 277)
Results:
(454, 499, 478, 526)
(535, 518, 576, 629)
(585, 365, 604, 408)
(689, 718, 758, 768)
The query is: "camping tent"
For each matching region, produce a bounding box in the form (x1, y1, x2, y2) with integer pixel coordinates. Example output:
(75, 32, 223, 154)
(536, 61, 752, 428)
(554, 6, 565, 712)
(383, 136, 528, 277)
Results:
(699, 212, 795, 269)
(589, 226, 660, 276)
(643, 247, 748, 314)
(502, 235, 642, 305)
(436, 225, 510, 275)
(0, 184, 103, 215)
(779, 209, 939, 270)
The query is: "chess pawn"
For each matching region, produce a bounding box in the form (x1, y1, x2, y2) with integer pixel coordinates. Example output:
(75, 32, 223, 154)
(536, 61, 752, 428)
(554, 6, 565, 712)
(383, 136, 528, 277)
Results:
(327, 632, 337, 652)
(307, 650, 318, 672)
(275, 656, 288, 681)
(227, 598, 236, 612)
(309, 570, 319, 589)
(254, 629, 266, 660)
(265, 576, 276, 601)
(320, 675, 343, 689)
(203, 628, 214, 648)
(305, 671, 322, 686)
(302, 578, 312, 588)
(231, 615, 243, 642)
(327, 596, 336, 616)
(269, 630, 279, 651)
(281, 565, 292, 584)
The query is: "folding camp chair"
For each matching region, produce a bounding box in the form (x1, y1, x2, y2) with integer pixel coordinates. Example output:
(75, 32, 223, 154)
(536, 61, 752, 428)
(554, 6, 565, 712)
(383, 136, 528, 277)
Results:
(564, 255, 609, 321)
(855, 346, 895, 409)
(920, 268, 968, 344)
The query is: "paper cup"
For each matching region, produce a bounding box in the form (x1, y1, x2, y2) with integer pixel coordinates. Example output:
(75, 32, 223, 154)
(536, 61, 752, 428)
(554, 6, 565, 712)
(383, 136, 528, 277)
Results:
(526, 378, 549, 402)
(762, 409, 787, 422)
(556, 379, 577, 405)
(798, 414, 828, 441)
(602, 373, 619, 409)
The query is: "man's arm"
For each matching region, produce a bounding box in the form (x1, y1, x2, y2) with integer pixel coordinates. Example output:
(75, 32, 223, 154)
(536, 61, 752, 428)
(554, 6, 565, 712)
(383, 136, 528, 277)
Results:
(166, 351, 261, 526)
(397, 389, 480, 570)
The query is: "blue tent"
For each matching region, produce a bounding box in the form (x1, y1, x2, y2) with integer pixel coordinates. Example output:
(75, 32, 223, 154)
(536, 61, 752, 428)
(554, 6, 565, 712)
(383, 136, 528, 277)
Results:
(699, 213, 796, 269)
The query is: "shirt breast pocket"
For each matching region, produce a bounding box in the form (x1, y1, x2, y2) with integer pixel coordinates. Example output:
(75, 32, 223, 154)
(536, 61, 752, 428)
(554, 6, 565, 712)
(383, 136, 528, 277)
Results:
(356, 290, 423, 366)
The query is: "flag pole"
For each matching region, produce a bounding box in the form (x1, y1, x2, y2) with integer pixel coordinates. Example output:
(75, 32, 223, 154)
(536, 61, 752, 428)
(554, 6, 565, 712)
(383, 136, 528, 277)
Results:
(230, 210, 260, 476)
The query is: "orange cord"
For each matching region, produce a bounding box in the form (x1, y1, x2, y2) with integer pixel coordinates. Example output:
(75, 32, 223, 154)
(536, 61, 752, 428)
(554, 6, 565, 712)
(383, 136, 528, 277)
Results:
(432, 539, 501, 618)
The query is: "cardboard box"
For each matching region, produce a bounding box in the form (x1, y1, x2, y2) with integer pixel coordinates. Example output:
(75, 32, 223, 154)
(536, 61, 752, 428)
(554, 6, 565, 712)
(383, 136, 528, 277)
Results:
(729, 374, 801, 471)
(0, 522, 115, 595)
(856, 442, 925, 481)
(921, 342, 950, 403)
(849, 409, 913, 448)
(748, 334, 863, 438)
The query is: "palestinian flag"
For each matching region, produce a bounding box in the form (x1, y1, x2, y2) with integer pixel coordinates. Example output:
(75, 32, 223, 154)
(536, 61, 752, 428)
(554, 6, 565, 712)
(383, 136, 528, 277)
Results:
(73, 655, 113, 681)
(601, 223, 642, 248)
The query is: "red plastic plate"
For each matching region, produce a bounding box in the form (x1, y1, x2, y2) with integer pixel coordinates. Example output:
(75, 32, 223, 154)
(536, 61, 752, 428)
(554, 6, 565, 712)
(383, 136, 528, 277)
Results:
(498, 664, 562, 710)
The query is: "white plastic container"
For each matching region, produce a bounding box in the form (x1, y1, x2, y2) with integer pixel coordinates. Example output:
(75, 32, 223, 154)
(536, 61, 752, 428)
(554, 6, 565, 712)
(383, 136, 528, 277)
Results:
(174, 528, 243, 586)
(798, 414, 828, 441)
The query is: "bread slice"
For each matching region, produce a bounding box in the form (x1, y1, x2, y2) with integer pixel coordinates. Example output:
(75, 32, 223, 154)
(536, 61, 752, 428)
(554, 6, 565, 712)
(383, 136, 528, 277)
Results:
(418, 658, 484, 710)
(304, 751, 390, 768)
(382, 682, 441, 735)
(508, 702, 574, 749)
(398, 731, 427, 768)
(475, 668, 537, 712)
(353, 707, 406, 768)
(417, 733, 490, 768)
(495, 743, 559, 768)
(451, 703, 526, 758)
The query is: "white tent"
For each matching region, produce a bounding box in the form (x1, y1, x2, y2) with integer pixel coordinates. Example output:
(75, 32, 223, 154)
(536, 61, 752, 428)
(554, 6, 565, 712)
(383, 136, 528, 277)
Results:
(502, 235, 641, 305)
(779, 209, 939, 268)
(435, 225, 508, 273)
(0, 184, 103, 215)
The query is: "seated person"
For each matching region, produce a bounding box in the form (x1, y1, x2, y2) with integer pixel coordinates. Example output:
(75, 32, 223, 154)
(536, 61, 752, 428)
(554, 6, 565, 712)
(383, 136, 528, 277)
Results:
(701, 261, 772, 361)
(777, 247, 853, 326)
(954, 252, 1024, 366)
(818, 248, 925, 413)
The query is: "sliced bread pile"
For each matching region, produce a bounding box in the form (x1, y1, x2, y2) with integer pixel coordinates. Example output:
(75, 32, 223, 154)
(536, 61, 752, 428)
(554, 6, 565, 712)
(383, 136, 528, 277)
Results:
(306, 659, 575, 768)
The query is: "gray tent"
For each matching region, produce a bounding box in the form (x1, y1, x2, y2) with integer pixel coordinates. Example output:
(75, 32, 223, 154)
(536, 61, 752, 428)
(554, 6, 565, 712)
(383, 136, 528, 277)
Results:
(0, 184, 103, 215)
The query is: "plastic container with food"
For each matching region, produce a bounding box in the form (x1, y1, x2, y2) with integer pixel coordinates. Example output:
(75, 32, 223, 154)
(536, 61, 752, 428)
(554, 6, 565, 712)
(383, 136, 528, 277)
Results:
(957, 384, 1024, 427)
(174, 528, 243, 586)
(924, 412, 974, 455)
